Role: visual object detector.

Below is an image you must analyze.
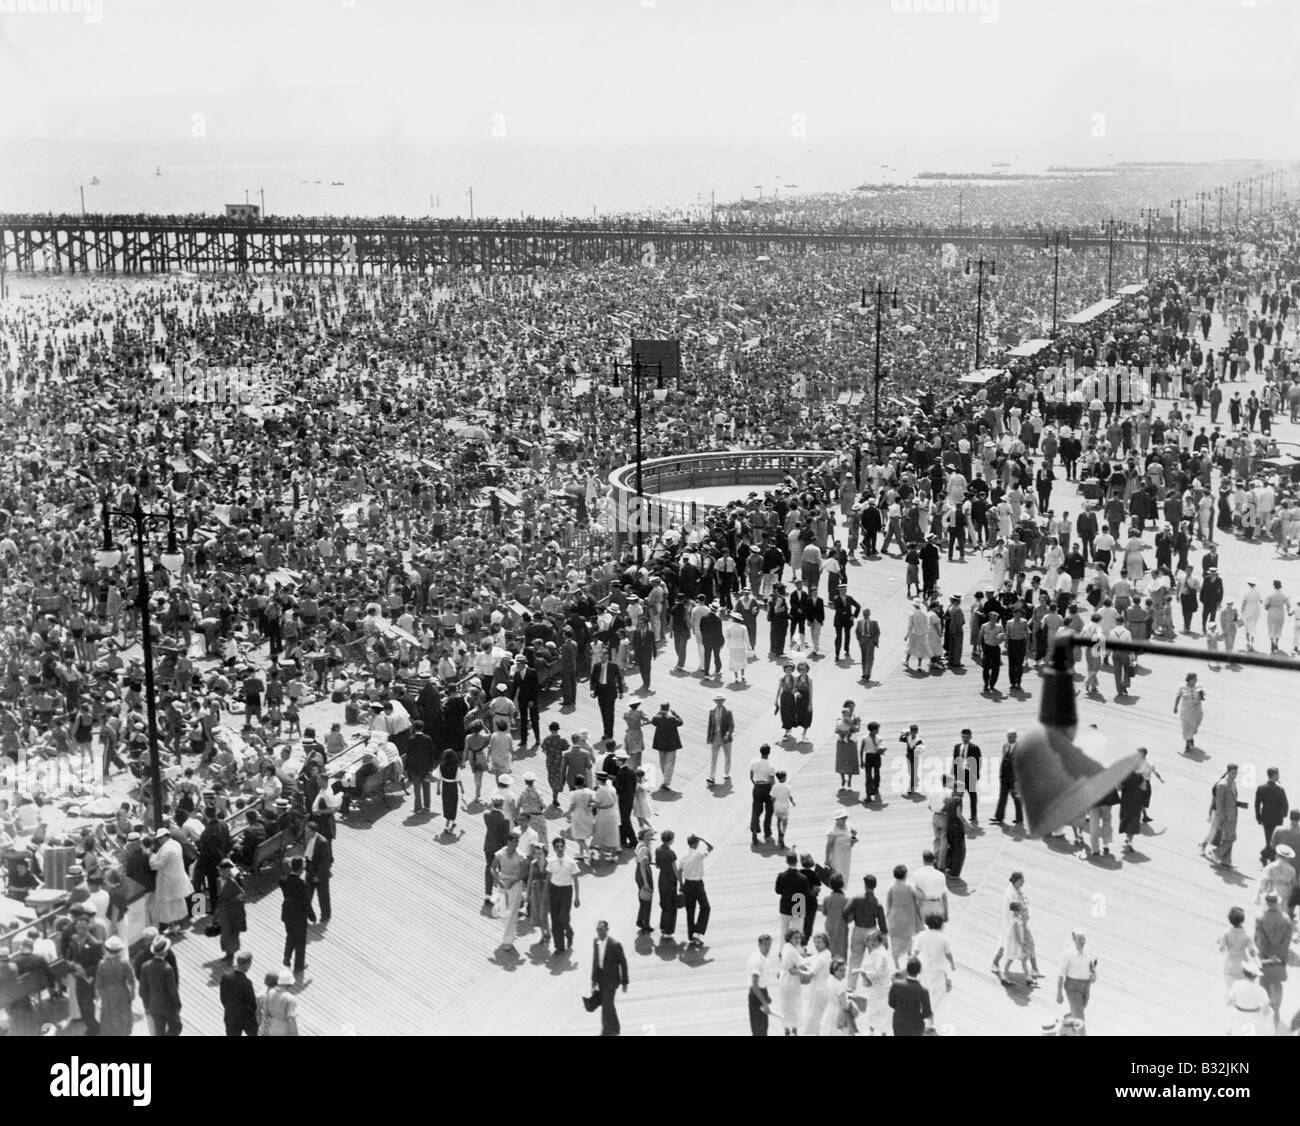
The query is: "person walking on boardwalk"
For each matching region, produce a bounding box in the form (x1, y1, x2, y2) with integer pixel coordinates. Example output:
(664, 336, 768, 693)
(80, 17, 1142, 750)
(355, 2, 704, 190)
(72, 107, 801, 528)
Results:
(750, 744, 777, 844)
(1173, 672, 1205, 753)
(590, 920, 629, 1036)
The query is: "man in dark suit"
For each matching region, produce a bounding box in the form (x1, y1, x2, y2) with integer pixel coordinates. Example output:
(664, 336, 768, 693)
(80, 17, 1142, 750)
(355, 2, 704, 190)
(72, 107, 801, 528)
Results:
(406, 720, 436, 813)
(1255, 768, 1290, 863)
(61, 907, 103, 1036)
(590, 920, 629, 1036)
(952, 729, 982, 821)
(589, 656, 625, 742)
(481, 797, 510, 905)
(512, 655, 541, 751)
(220, 951, 259, 1036)
(139, 937, 183, 1036)
(831, 586, 861, 661)
(888, 956, 934, 1036)
(699, 603, 724, 678)
(613, 754, 638, 849)
(279, 857, 312, 975)
(630, 619, 656, 692)
(992, 730, 1023, 825)
(1075, 508, 1098, 562)
(1200, 567, 1225, 634)
(303, 819, 333, 923)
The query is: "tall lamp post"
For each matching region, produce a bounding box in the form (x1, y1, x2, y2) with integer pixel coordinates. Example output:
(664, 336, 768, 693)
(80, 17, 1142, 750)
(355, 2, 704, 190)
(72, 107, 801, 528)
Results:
(1101, 218, 1117, 297)
(1215, 185, 1225, 233)
(609, 356, 666, 566)
(1045, 231, 1070, 338)
(861, 282, 899, 431)
(1235, 181, 1242, 232)
(1169, 197, 1185, 262)
(1195, 191, 1210, 237)
(97, 496, 185, 830)
(965, 256, 995, 369)
(1140, 207, 1160, 278)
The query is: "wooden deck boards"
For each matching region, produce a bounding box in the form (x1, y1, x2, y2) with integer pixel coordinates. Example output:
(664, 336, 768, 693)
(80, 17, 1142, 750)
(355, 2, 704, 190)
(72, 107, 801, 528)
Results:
(165, 323, 1299, 1037)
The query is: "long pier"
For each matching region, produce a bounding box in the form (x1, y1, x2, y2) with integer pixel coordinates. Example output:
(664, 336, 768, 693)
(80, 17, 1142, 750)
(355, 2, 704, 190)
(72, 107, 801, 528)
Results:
(0, 214, 1204, 276)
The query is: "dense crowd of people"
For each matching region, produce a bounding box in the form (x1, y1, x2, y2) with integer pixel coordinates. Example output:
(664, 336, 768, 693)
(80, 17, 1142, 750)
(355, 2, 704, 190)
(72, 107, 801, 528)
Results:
(1, 171, 1298, 1036)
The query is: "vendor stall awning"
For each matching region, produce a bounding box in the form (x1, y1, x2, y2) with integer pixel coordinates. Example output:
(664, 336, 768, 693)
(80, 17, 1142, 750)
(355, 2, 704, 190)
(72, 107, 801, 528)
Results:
(1063, 298, 1120, 325)
(1007, 339, 1054, 357)
(1117, 283, 1146, 296)
(958, 368, 1004, 385)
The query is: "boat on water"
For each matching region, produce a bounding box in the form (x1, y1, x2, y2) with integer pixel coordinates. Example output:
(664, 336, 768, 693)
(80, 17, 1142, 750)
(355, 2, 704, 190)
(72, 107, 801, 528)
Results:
(89, 176, 100, 186)
(155, 165, 161, 176)
(331, 181, 345, 186)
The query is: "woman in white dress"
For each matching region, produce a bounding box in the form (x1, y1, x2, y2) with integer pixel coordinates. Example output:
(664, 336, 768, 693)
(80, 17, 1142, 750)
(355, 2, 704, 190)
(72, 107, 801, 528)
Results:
(1240, 580, 1262, 650)
(817, 959, 858, 1036)
(990, 539, 1008, 590)
(567, 778, 595, 863)
(857, 930, 894, 1034)
(590, 775, 620, 862)
(725, 613, 750, 683)
(911, 914, 955, 1022)
(1043, 539, 1065, 591)
(148, 830, 194, 935)
(801, 933, 833, 1036)
(777, 930, 808, 1035)
(1173, 672, 1205, 752)
(904, 602, 935, 671)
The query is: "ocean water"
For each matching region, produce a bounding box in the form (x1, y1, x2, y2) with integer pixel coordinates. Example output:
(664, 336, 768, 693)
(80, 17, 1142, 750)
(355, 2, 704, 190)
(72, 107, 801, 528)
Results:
(0, 138, 969, 220)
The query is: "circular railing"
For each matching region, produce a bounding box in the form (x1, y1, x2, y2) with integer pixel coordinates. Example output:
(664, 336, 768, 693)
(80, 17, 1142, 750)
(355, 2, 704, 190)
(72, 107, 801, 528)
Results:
(604, 449, 837, 544)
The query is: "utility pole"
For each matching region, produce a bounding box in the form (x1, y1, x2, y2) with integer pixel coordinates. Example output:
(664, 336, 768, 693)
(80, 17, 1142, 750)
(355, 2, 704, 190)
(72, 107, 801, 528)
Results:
(1140, 207, 1160, 278)
(861, 282, 898, 430)
(1046, 231, 1070, 336)
(1235, 181, 1242, 232)
(957, 188, 964, 231)
(468, 186, 474, 221)
(1195, 191, 1209, 236)
(260, 186, 265, 216)
(966, 257, 995, 369)
(1102, 218, 1116, 297)
(80, 185, 85, 216)
(1216, 185, 1225, 232)
(1169, 198, 1185, 262)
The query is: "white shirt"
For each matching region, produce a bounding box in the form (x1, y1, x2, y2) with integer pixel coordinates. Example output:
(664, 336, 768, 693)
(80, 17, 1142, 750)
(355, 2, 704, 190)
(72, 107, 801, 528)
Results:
(747, 948, 772, 989)
(1059, 945, 1096, 981)
(750, 759, 776, 785)
(913, 866, 947, 902)
(546, 854, 579, 888)
(595, 936, 608, 968)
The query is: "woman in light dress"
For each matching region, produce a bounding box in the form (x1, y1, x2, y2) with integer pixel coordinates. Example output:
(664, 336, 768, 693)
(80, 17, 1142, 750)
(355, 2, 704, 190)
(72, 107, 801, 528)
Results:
(833, 701, 861, 790)
(1043, 539, 1065, 590)
(622, 704, 649, 770)
(818, 959, 859, 1036)
(911, 913, 955, 1022)
(725, 613, 750, 682)
(1123, 531, 1146, 587)
(590, 774, 620, 862)
(801, 932, 833, 1036)
(904, 601, 937, 671)
(1173, 672, 1205, 752)
(856, 930, 895, 1034)
(260, 969, 300, 1036)
(1240, 580, 1262, 650)
(567, 776, 595, 862)
(632, 768, 654, 831)
(990, 539, 1008, 590)
(825, 816, 856, 886)
(1217, 905, 1256, 1001)
(777, 929, 808, 1035)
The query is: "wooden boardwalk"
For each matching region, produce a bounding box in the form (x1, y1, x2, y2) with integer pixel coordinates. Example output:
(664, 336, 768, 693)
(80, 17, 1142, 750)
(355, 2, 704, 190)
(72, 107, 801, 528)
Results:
(164, 336, 1300, 1039)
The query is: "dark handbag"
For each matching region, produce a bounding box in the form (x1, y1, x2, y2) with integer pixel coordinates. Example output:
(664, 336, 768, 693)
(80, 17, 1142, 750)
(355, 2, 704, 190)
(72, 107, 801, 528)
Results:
(582, 988, 602, 1013)
(673, 891, 686, 909)
(204, 922, 221, 937)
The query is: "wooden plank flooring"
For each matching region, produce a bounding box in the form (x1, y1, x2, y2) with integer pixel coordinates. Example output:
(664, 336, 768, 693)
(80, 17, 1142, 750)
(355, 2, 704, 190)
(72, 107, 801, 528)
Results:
(166, 316, 1300, 1037)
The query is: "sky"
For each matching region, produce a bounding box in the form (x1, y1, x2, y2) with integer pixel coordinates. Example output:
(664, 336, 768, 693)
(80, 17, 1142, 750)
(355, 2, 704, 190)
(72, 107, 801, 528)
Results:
(0, 0, 1297, 220)
(1, 0, 1297, 159)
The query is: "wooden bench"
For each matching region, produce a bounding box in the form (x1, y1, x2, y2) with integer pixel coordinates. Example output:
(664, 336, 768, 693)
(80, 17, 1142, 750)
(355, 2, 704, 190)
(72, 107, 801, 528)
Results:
(245, 830, 287, 890)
